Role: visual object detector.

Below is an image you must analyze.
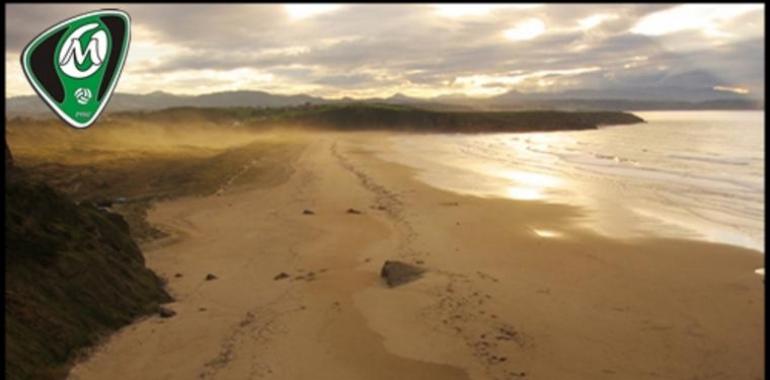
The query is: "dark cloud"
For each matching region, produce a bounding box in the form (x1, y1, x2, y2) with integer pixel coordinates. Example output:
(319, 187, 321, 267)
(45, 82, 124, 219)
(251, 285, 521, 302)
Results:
(5, 4, 288, 52)
(5, 3, 764, 98)
(6, 3, 115, 51)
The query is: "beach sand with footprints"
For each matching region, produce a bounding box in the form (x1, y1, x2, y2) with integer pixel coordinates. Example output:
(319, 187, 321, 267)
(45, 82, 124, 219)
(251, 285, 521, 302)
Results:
(68, 131, 763, 380)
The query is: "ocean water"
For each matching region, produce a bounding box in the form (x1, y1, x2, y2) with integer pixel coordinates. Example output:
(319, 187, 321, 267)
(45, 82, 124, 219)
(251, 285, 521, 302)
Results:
(378, 111, 765, 253)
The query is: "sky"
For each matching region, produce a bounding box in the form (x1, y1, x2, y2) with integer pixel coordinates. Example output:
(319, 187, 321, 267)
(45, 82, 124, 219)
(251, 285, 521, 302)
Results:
(5, 3, 765, 99)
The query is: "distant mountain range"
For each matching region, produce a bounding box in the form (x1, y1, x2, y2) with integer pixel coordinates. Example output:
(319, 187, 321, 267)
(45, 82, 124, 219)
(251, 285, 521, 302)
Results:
(6, 85, 762, 118)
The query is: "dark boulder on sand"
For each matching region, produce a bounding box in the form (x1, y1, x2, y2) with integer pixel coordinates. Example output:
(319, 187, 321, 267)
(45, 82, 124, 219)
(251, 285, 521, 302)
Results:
(158, 306, 176, 318)
(380, 260, 426, 287)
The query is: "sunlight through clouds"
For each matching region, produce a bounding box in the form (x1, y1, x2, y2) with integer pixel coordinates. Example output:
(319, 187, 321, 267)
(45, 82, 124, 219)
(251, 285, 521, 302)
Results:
(713, 85, 750, 95)
(578, 13, 619, 30)
(503, 18, 546, 41)
(284, 4, 344, 21)
(432, 4, 542, 18)
(453, 67, 602, 95)
(4, 4, 765, 98)
(631, 4, 763, 37)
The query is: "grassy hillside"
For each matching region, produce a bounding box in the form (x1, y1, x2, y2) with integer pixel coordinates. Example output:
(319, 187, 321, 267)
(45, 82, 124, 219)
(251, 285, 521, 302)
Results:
(5, 122, 305, 242)
(7, 104, 644, 137)
(79, 103, 644, 133)
(4, 118, 307, 379)
(5, 170, 171, 380)
(278, 103, 645, 132)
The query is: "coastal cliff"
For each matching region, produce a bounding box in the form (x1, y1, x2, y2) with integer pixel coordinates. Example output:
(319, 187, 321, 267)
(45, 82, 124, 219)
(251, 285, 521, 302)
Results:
(5, 170, 171, 380)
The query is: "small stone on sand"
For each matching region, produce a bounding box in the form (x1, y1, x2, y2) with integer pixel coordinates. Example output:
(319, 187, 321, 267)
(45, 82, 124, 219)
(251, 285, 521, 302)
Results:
(380, 260, 426, 287)
(158, 306, 176, 318)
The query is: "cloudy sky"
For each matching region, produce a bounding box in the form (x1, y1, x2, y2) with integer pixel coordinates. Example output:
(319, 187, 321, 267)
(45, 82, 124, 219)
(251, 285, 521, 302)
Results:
(5, 3, 765, 99)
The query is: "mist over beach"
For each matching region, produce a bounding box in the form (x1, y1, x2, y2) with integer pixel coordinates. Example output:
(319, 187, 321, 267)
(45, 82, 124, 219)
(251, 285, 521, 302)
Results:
(4, 4, 765, 380)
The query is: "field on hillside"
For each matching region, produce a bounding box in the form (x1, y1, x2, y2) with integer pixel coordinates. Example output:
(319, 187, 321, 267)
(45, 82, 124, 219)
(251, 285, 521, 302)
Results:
(6, 117, 307, 241)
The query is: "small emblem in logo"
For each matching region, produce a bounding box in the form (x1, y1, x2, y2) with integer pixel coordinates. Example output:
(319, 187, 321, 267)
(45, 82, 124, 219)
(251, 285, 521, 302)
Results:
(21, 10, 131, 129)
(75, 88, 92, 105)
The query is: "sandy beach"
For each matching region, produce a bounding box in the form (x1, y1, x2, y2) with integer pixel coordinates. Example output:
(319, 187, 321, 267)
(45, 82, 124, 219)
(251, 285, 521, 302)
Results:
(68, 131, 764, 380)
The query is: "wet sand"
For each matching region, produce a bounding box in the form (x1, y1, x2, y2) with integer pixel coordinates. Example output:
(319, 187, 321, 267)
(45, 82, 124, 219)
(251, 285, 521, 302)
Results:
(69, 131, 764, 380)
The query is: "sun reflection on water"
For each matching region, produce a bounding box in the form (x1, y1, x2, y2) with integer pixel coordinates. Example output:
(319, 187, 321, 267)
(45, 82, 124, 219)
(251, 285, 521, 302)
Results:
(500, 170, 561, 187)
(495, 169, 561, 200)
(532, 229, 563, 238)
(506, 186, 542, 200)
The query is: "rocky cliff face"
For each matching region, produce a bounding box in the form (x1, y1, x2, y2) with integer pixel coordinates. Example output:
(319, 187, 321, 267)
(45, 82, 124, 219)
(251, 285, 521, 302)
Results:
(6, 140, 12, 167)
(5, 172, 171, 380)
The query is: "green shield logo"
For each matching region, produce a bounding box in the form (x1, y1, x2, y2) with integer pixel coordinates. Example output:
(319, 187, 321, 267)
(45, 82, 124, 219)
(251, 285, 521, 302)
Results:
(21, 9, 131, 129)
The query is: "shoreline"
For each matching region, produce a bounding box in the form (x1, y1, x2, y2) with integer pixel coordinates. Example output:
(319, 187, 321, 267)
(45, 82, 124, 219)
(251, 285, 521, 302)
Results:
(69, 131, 764, 380)
(373, 112, 765, 254)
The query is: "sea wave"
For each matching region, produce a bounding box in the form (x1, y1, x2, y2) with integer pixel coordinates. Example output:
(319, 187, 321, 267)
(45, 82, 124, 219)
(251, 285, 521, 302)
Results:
(667, 153, 752, 166)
